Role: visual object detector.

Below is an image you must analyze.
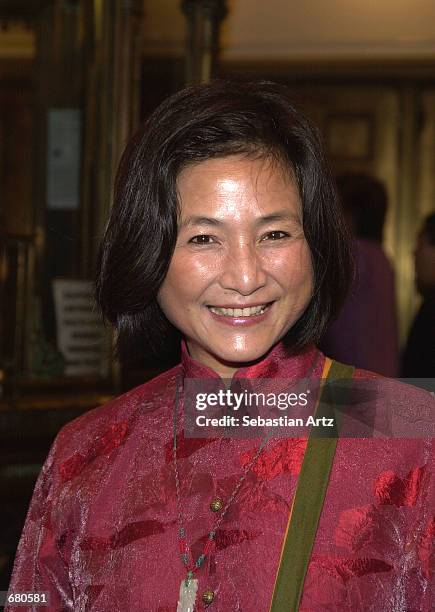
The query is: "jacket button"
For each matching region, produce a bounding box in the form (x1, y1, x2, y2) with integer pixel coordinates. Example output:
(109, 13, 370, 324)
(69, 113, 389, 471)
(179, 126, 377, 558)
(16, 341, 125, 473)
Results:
(209, 497, 223, 512)
(202, 589, 215, 605)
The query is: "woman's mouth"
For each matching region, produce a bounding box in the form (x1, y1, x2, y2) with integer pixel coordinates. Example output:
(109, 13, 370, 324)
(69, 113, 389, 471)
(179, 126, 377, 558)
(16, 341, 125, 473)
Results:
(206, 302, 274, 325)
(208, 304, 268, 317)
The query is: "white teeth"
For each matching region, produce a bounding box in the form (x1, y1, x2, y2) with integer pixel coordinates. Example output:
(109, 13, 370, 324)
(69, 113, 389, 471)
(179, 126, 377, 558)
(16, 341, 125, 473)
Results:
(208, 304, 268, 317)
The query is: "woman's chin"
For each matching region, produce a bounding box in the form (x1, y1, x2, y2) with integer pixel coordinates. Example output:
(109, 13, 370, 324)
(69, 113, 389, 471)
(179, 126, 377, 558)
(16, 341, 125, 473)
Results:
(209, 342, 275, 368)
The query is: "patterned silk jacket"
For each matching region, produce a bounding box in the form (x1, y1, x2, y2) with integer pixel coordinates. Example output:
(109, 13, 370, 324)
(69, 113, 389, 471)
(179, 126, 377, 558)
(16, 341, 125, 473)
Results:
(7, 342, 434, 611)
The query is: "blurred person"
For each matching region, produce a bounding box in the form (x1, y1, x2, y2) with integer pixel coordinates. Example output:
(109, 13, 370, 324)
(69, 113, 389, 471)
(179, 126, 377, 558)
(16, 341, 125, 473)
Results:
(321, 173, 399, 376)
(402, 212, 435, 377)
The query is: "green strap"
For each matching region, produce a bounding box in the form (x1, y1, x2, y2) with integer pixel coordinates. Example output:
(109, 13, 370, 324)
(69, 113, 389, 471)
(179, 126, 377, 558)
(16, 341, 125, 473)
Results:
(269, 360, 354, 612)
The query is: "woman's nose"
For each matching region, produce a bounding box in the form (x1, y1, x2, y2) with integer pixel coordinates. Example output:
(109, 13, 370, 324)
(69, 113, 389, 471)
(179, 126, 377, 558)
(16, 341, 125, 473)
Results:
(219, 242, 267, 295)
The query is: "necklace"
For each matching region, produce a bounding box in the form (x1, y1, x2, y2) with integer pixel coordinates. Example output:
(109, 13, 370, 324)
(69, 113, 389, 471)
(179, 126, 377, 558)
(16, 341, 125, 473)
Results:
(173, 376, 271, 611)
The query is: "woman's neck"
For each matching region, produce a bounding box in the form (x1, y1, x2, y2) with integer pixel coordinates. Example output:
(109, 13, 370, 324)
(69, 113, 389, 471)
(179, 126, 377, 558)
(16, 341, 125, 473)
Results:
(185, 340, 274, 379)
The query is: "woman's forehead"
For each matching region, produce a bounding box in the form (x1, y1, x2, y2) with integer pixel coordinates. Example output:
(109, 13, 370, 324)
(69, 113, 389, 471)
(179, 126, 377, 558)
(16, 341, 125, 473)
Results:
(176, 155, 301, 224)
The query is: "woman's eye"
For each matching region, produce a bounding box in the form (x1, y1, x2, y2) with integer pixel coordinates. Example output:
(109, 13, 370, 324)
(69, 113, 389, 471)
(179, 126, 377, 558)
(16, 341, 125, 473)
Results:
(262, 231, 290, 241)
(189, 235, 216, 244)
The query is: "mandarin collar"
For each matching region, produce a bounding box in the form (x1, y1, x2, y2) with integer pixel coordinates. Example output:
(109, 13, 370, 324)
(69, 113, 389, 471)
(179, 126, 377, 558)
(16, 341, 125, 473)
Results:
(180, 339, 323, 380)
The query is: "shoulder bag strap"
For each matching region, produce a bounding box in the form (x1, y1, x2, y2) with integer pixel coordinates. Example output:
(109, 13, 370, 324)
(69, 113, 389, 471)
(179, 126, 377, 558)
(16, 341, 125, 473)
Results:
(269, 358, 355, 612)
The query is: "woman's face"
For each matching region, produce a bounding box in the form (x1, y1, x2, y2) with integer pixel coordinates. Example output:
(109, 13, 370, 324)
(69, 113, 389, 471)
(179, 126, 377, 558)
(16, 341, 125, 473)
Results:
(157, 155, 313, 377)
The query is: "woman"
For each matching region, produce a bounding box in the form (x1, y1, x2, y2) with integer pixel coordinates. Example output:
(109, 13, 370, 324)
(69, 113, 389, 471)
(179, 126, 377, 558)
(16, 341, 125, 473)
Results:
(7, 81, 433, 611)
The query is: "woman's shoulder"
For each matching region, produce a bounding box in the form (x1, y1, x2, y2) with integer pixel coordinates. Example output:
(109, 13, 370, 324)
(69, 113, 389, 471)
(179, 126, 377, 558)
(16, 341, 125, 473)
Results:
(353, 365, 433, 401)
(344, 364, 434, 439)
(51, 363, 182, 464)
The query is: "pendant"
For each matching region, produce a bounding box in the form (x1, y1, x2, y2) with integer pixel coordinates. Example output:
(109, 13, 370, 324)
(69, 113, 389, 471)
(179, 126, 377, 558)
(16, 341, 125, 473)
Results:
(177, 575, 198, 612)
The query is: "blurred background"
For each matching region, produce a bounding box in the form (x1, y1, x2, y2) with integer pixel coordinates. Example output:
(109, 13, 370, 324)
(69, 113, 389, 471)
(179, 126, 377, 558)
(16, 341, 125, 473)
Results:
(0, 0, 434, 588)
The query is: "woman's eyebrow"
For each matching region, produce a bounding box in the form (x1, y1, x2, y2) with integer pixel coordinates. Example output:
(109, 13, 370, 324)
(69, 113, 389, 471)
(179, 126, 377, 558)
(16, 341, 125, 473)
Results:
(256, 212, 301, 225)
(180, 211, 300, 228)
(180, 216, 223, 228)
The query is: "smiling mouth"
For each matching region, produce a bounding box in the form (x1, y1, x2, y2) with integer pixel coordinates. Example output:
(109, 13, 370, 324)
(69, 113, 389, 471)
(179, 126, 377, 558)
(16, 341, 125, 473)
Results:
(207, 303, 272, 317)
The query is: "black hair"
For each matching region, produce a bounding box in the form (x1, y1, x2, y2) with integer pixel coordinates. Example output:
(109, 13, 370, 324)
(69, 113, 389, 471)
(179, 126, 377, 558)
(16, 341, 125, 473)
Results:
(96, 80, 353, 364)
(336, 173, 388, 243)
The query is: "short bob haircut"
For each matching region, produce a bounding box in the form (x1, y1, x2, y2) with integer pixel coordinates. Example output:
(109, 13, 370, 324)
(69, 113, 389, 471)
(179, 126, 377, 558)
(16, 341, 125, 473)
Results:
(96, 80, 353, 364)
